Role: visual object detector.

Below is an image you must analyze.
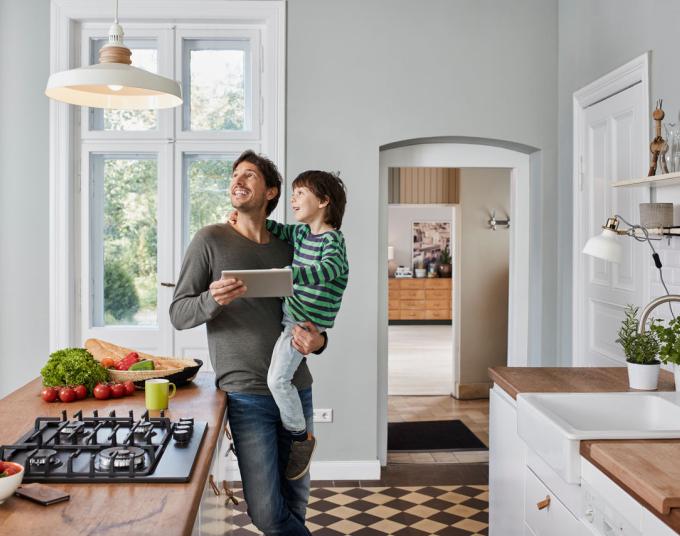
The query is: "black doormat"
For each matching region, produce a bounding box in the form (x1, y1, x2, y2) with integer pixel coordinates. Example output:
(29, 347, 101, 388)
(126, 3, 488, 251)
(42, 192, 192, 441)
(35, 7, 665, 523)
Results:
(388, 419, 487, 451)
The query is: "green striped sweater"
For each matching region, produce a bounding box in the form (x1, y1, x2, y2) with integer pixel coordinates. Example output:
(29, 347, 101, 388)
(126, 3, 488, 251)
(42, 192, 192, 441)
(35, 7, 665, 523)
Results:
(266, 220, 349, 328)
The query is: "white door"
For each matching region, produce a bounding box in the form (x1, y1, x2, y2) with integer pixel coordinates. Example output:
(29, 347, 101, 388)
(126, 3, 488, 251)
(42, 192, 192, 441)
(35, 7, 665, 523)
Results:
(575, 83, 648, 365)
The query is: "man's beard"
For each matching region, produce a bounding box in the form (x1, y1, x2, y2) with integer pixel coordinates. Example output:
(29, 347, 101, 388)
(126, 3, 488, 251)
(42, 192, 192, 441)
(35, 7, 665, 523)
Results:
(231, 195, 267, 214)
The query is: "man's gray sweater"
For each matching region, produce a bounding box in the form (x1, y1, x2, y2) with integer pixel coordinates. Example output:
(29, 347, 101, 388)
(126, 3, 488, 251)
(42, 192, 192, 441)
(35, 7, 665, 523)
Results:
(169, 223, 313, 394)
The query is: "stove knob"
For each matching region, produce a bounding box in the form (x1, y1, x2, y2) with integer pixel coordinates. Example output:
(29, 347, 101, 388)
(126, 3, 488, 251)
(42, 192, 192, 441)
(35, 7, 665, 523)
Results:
(173, 429, 190, 444)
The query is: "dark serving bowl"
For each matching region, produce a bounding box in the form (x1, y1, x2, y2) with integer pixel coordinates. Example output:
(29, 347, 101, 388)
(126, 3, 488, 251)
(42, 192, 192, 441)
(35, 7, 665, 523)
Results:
(134, 359, 204, 389)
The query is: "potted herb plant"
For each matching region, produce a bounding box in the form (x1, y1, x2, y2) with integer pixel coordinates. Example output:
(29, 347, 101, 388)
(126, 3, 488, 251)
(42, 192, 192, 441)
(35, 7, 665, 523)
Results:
(651, 316, 680, 392)
(617, 305, 661, 390)
(437, 245, 452, 278)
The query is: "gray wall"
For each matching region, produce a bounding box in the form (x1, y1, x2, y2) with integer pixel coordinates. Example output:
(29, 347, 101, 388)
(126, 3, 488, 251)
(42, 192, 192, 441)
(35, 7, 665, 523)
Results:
(287, 0, 558, 461)
(458, 169, 510, 387)
(0, 0, 50, 397)
(557, 0, 680, 362)
(0, 1, 560, 467)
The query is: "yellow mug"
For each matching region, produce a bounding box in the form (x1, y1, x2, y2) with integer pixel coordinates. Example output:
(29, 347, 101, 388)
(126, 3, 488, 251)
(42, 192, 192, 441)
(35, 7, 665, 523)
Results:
(145, 378, 176, 410)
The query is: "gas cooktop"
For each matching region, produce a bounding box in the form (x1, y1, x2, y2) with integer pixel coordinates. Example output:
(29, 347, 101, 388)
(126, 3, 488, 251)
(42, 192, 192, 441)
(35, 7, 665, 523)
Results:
(0, 409, 207, 483)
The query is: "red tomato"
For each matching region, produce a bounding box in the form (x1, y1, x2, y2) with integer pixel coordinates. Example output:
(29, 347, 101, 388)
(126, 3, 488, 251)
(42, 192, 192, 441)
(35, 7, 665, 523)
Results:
(110, 383, 126, 398)
(74, 385, 87, 400)
(93, 383, 111, 400)
(41, 387, 59, 403)
(58, 387, 76, 403)
(123, 381, 136, 396)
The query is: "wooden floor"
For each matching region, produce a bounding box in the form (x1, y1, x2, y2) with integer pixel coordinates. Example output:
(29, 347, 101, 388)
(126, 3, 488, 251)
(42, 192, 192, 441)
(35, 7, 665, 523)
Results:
(388, 395, 489, 465)
(389, 325, 453, 396)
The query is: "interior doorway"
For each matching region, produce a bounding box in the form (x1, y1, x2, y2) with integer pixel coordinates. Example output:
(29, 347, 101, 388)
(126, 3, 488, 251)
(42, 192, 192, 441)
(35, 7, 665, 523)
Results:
(386, 166, 511, 463)
(377, 138, 541, 465)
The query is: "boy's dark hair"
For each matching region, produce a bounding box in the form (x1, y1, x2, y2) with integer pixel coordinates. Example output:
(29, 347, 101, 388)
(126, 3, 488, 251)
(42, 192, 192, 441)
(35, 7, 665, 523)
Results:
(292, 170, 347, 230)
(232, 150, 282, 216)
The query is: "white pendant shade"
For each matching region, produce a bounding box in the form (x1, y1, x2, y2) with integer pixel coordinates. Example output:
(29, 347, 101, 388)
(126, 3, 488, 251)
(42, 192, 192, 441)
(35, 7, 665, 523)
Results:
(582, 228, 622, 263)
(45, 62, 182, 110)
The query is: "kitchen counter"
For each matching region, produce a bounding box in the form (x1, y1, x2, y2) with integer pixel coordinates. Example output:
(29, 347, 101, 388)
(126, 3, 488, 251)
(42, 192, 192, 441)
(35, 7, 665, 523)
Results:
(489, 366, 680, 534)
(0, 372, 227, 535)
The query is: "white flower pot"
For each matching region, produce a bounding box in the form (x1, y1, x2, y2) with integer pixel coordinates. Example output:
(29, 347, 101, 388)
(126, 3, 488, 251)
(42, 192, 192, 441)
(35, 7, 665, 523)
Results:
(674, 364, 680, 392)
(626, 361, 660, 390)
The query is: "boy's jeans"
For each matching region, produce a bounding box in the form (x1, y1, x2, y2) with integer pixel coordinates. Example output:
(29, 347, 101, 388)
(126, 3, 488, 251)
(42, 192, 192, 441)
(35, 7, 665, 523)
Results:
(227, 388, 314, 536)
(268, 306, 323, 433)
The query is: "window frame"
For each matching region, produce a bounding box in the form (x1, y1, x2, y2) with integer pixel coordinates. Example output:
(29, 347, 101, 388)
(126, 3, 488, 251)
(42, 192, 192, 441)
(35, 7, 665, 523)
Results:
(176, 28, 261, 140)
(49, 0, 286, 350)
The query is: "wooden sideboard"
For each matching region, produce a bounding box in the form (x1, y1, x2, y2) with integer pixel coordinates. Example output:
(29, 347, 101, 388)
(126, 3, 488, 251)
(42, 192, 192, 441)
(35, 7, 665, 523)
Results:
(388, 278, 452, 321)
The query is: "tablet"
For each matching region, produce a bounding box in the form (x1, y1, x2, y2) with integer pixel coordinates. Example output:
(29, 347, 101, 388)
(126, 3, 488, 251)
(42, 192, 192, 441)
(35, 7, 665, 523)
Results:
(220, 268, 294, 298)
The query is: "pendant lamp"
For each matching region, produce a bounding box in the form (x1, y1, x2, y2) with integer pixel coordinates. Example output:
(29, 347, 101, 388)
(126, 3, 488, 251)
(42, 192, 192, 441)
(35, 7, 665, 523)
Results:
(45, 1, 182, 110)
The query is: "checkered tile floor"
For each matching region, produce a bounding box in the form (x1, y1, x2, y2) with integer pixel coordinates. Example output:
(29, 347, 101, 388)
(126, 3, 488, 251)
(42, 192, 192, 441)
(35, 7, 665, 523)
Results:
(208, 484, 488, 535)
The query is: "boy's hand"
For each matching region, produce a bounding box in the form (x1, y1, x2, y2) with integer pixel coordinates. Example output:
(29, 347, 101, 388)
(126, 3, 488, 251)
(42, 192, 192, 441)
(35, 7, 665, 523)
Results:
(227, 210, 239, 225)
(209, 278, 246, 306)
(292, 322, 324, 355)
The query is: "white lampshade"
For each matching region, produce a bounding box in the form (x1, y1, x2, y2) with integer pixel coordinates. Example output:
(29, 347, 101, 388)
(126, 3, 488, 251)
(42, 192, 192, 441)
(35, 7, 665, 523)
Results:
(387, 246, 395, 261)
(45, 63, 182, 110)
(582, 229, 622, 263)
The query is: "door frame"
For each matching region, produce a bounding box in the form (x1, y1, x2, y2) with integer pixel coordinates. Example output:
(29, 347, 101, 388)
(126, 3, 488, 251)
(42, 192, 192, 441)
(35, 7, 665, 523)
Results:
(377, 138, 541, 465)
(571, 53, 650, 366)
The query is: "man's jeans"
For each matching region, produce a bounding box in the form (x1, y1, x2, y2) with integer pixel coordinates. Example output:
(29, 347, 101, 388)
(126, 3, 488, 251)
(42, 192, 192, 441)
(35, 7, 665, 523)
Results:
(268, 307, 322, 434)
(227, 387, 313, 536)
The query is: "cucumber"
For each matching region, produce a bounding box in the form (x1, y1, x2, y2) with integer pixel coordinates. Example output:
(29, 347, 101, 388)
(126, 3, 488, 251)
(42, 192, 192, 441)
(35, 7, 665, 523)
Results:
(129, 359, 155, 371)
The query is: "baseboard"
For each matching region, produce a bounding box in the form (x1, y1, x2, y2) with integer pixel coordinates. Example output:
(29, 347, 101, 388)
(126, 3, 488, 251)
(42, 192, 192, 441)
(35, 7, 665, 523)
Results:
(223, 457, 381, 482)
(455, 381, 491, 400)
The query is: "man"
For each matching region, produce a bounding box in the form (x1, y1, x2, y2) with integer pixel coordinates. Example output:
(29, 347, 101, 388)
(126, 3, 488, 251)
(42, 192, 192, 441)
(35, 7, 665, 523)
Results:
(169, 150, 326, 536)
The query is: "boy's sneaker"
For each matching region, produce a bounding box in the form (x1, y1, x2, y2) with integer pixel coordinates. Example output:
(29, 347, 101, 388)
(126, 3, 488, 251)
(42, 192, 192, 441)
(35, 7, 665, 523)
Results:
(285, 435, 317, 480)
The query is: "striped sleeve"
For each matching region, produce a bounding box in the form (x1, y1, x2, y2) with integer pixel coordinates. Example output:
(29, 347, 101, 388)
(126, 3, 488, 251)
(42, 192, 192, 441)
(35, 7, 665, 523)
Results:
(266, 219, 300, 244)
(292, 233, 349, 286)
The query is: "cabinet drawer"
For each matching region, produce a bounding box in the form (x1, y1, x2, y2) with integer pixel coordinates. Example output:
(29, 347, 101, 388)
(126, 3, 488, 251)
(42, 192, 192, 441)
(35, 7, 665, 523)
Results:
(427, 299, 450, 310)
(388, 310, 401, 320)
(425, 278, 451, 289)
(525, 468, 588, 536)
(425, 289, 450, 300)
(399, 279, 426, 289)
(389, 290, 402, 300)
(401, 289, 425, 300)
(425, 309, 451, 320)
(388, 279, 401, 290)
(388, 300, 400, 311)
(400, 310, 425, 320)
(401, 300, 426, 311)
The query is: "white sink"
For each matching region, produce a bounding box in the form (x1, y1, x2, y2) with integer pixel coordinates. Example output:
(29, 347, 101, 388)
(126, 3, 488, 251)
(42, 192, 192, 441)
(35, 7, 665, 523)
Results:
(517, 392, 680, 483)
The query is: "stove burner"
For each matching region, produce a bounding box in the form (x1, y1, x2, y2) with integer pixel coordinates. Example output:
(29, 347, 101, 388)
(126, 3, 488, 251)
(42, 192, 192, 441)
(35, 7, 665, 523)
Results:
(96, 446, 146, 471)
(29, 448, 62, 469)
(60, 421, 85, 436)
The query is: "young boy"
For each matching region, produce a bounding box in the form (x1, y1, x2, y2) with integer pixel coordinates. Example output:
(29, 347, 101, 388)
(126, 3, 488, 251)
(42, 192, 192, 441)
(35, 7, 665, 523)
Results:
(230, 170, 348, 480)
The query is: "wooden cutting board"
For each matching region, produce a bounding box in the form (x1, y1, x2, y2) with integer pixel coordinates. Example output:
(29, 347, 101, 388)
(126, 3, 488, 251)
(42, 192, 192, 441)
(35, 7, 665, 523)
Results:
(585, 440, 680, 515)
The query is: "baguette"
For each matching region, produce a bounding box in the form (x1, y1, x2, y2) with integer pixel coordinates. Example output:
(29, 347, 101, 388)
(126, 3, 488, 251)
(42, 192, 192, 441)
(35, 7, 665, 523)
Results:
(84, 338, 197, 371)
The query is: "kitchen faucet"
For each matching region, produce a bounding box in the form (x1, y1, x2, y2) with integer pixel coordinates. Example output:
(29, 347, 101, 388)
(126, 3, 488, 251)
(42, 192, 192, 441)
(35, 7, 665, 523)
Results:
(638, 295, 680, 334)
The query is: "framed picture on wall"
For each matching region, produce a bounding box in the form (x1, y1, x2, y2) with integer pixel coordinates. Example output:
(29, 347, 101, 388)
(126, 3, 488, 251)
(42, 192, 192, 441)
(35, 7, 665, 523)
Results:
(412, 221, 451, 269)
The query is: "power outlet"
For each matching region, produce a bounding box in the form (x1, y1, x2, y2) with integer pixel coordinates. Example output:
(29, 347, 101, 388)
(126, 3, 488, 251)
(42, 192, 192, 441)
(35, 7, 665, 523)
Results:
(313, 408, 333, 423)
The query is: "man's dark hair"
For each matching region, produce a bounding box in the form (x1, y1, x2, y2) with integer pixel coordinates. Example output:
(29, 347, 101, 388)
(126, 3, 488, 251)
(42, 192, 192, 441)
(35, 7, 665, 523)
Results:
(292, 170, 347, 230)
(232, 150, 282, 216)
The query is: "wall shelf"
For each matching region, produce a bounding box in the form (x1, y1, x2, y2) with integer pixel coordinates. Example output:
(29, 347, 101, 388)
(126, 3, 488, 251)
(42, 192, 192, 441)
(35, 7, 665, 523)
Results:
(612, 171, 680, 188)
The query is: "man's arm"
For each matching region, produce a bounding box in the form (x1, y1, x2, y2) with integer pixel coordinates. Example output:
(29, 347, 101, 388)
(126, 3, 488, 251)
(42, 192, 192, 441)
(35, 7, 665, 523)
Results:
(169, 231, 245, 329)
(292, 323, 327, 355)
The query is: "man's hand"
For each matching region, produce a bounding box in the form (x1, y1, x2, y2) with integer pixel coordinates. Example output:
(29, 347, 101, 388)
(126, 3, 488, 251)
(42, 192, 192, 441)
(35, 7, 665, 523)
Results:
(292, 322, 324, 355)
(209, 278, 246, 306)
(227, 210, 239, 225)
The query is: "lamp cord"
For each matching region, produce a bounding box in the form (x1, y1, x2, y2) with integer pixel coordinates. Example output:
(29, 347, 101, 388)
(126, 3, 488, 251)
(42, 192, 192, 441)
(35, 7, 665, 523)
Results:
(615, 213, 675, 319)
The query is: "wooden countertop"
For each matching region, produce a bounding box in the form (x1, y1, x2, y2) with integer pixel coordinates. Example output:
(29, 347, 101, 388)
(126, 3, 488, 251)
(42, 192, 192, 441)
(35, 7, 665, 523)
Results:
(489, 366, 680, 534)
(0, 372, 227, 536)
(488, 366, 676, 400)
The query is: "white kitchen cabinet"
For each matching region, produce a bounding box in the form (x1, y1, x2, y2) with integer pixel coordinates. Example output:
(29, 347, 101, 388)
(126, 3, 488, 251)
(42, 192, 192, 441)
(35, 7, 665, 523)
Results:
(489, 385, 527, 535)
(192, 412, 235, 535)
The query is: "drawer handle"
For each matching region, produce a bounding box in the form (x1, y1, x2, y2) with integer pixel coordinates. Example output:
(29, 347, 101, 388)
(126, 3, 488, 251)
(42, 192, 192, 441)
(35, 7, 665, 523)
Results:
(536, 495, 550, 510)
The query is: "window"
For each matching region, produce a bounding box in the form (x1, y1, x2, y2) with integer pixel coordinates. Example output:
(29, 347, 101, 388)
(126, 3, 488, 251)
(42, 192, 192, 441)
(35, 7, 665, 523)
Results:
(50, 2, 284, 356)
